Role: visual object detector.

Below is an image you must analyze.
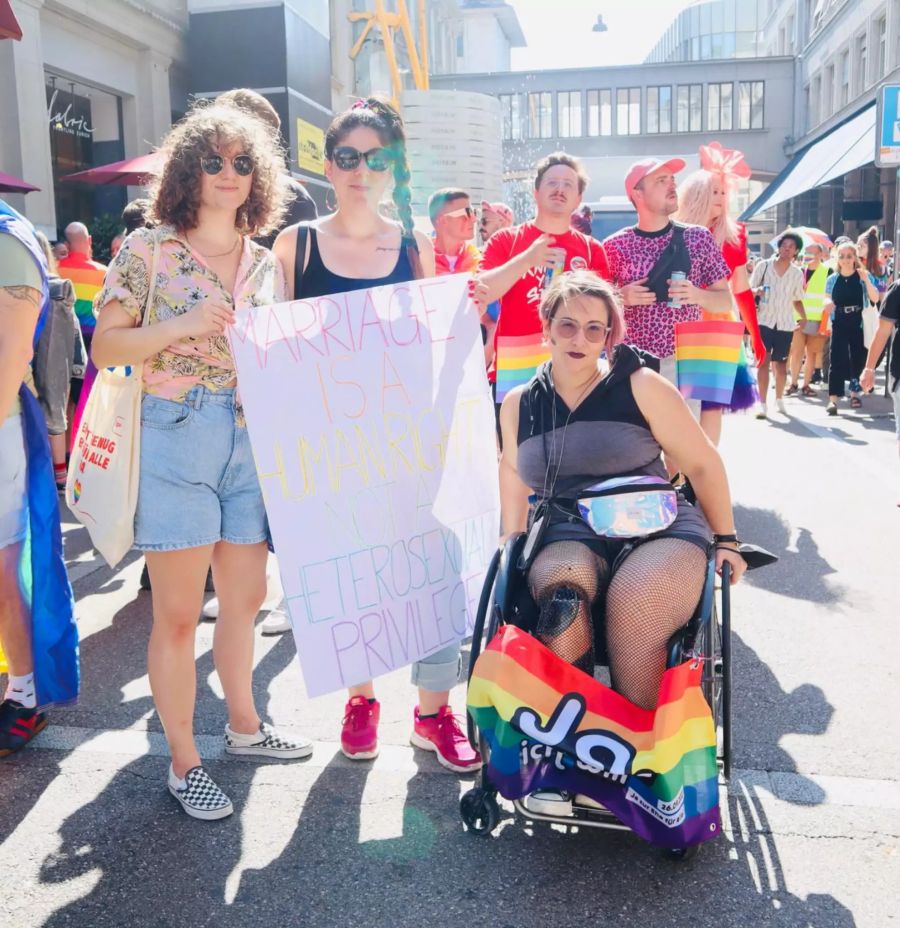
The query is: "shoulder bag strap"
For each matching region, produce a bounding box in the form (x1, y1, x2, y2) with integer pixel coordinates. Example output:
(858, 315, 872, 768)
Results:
(140, 233, 161, 329)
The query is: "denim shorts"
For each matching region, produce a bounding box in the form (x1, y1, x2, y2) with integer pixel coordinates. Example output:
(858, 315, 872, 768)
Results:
(0, 413, 27, 550)
(135, 386, 268, 551)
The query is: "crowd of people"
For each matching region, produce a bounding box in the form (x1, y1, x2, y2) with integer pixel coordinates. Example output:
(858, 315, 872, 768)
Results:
(1, 89, 897, 823)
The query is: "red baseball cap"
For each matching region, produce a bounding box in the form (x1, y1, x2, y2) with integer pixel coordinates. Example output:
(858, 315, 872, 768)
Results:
(480, 200, 514, 225)
(624, 158, 686, 200)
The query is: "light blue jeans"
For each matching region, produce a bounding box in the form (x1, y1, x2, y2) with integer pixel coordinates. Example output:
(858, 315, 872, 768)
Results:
(410, 640, 462, 692)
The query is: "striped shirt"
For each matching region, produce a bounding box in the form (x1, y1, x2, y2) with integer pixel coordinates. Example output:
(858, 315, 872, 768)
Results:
(58, 251, 107, 334)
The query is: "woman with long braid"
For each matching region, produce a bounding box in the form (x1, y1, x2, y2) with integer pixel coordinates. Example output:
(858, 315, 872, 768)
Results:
(273, 97, 481, 774)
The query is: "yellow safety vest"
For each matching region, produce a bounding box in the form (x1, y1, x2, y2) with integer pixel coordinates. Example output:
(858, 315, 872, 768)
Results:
(800, 263, 829, 321)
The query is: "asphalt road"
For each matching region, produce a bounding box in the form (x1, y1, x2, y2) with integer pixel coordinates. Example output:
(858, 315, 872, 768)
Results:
(1, 378, 898, 928)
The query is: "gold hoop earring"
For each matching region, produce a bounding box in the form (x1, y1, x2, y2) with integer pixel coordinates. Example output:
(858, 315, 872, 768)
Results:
(325, 186, 337, 212)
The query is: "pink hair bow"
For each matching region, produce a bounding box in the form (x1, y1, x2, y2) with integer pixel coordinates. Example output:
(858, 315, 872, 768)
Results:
(699, 141, 751, 180)
(351, 99, 369, 110)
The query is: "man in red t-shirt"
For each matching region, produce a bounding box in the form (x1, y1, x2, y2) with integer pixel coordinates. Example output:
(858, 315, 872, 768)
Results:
(475, 153, 609, 405)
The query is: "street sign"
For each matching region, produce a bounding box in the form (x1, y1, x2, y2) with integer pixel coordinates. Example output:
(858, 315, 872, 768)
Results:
(876, 83, 900, 167)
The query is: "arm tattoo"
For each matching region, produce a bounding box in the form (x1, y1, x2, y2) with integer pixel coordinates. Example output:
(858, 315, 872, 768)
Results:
(1, 285, 42, 310)
(376, 246, 401, 253)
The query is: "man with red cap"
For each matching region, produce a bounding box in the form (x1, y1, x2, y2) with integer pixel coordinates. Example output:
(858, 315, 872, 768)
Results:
(479, 201, 514, 246)
(603, 158, 732, 404)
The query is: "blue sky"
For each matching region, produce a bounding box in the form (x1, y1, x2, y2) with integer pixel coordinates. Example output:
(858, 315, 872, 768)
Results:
(508, 0, 694, 70)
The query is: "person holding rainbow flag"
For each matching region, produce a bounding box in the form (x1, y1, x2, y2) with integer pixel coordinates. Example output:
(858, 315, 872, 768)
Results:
(0, 199, 79, 756)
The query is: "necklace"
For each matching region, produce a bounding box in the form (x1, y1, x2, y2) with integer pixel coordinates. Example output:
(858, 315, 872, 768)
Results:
(542, 364, 602, 500)
(186, 232, 240, 259)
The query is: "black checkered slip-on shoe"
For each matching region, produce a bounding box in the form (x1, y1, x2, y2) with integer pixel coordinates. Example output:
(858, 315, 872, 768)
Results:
(168, 765, 233, 821)
(224, 722, 313, 760)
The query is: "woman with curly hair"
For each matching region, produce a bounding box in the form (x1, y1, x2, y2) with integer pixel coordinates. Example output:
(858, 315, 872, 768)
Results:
(272, 98, 480, 775)
(91, 101, 313, 821)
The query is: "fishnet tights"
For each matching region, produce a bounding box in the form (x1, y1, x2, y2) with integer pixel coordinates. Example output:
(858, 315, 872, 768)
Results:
(605, 538, 707, 710)
(528, 541, 608, 674)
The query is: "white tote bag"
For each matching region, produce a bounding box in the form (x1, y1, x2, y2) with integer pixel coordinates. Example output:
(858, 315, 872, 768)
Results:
(862, 303, 879, 349)
(66, 236, 160, 567)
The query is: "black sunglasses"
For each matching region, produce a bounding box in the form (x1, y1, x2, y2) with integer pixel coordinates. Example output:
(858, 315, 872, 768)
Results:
(200, 154, 255, 177)
(332, 146, 393, 172)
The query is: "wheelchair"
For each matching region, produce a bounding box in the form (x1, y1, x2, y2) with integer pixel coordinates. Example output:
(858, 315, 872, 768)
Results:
(460, 529, 775, 858)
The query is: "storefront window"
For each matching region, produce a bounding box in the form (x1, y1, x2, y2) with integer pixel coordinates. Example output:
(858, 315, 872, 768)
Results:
(46, 72, 126, 243)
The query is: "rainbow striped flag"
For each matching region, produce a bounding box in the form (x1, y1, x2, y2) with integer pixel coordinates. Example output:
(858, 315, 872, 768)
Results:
(58, 260, 106, 333)
(494, 333, 550, 402)
(674, 319, 745, 406)
(468, 626, 720, 848)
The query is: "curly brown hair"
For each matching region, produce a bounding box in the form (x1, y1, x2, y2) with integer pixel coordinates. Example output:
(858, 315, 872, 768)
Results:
(149, 101, 289, 237)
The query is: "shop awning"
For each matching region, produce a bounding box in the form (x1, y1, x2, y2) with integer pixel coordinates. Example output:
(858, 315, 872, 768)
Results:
(0, 172, 39, 194)
(0, 0, 23, 40)
(740, 103, 877, 220)
(61, 152, 166, 186)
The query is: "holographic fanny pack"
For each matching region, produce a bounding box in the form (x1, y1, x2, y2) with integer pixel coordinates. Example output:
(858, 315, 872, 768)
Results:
(576, 476, 678, 538)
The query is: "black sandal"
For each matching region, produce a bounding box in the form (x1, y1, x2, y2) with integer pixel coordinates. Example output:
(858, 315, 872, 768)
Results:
(850, 396, 862, 409)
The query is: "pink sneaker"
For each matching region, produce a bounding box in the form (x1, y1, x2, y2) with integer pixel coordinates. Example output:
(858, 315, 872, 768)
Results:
(410, 705, 482, 773)
(341, 696, 380, 760)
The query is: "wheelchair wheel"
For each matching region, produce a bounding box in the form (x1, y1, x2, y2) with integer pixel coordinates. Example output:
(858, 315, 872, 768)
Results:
(460, 787, 500, 836)
(696, 562, 731, 782)
(720, 561, 732, 781)
(662, 845, 699, 862)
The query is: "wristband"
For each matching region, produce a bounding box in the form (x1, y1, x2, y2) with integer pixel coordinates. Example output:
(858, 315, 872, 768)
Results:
(712, 532, 739, 544)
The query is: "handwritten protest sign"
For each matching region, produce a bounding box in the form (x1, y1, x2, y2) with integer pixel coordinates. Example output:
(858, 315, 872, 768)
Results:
(230, 274, 500, 697)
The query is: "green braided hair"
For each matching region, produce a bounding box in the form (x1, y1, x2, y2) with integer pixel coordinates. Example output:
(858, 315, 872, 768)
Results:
(324, 95, 423, 279)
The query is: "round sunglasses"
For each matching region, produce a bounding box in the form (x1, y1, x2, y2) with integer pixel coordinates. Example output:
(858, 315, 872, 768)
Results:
(332, 146, 394, 173)
(551, 317, 610, 343)
(200, 154, 255, 177)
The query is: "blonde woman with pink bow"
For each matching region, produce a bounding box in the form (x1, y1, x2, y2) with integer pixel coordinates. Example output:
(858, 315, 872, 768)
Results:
(675, 142, 765, 445)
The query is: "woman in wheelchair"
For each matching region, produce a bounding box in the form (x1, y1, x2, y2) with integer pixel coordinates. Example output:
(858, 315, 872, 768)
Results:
(498, 270, 746, 711)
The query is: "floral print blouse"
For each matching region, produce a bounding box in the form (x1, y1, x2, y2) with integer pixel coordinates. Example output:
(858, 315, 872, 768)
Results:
(96, 225, 285, 419)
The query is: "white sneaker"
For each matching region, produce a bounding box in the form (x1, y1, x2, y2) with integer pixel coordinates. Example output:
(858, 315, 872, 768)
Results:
(776, 398, 787, 415)
(754, 402, 768, 419)
(224, 721, 313, 759)
(574, 793, 607, 811)
(203, 583, 284, 623)
(260, 606, 291, 636)
(524, 789, 574, 817)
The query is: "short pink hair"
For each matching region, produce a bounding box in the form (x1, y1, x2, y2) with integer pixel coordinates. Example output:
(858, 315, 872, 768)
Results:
(539, 270, 626, 354)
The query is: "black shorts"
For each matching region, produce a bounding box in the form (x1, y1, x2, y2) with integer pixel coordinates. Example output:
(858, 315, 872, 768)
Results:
(759, 325, 793, 363)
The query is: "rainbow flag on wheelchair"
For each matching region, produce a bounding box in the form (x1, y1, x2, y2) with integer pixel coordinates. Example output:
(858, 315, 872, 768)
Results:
(467, 626, 720, 848)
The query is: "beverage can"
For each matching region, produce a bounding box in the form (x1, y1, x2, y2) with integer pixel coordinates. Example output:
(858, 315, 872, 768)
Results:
(668, 271, 687, 308)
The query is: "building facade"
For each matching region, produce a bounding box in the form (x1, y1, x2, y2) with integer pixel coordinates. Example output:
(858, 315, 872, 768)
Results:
(2, 0, 521, 234)
(431, 56, 794, 246)
(1, 0, 187, 238)
(645, 0, 768, 64)
(744, 0, 900, 243)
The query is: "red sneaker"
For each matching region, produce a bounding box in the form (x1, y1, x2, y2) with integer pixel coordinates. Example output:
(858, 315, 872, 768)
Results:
(341, 696, 380, 760)
(411, 705, 482, 773)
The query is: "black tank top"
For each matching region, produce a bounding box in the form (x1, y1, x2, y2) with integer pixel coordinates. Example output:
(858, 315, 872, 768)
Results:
(294, 224, 416, 298)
